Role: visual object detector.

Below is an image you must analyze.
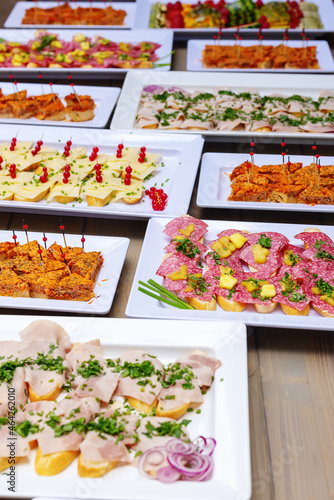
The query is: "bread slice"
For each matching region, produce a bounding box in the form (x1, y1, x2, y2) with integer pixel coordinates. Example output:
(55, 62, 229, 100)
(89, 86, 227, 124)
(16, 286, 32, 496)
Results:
(217, 295, 247, 312)
(156, 401, 189, 420)
(280, 303, 310, 316)
(185, 296, 217, 311)
(78, 454, 117, 478)
(35, 447, 79, 476)
(254, 302, 277, 314)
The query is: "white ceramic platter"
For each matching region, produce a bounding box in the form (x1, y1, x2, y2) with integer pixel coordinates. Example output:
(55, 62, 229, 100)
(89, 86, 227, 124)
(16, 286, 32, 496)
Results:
(133, 0, 334, 38)
(111, 70, 334, 142)
(5, 2, 136, 29)
(0, 124, 204, 219)
(126, 217, 334, 330)
(0, 82, 120, 128)
(0, 315, 250, 500)
(187, 39, 334, 73)
(197, 152, 334, 212)
(0, 29, 173, 77)
(0, 231, 129, 314)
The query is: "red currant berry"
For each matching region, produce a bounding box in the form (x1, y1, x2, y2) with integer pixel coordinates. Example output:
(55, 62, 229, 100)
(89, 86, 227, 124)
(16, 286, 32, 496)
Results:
(138, 158, 144, 163)
(116, 152, 122, 158)
(10, 146, 14, 151)
(94, 164, 101, 170)
(12, 235, 17, 240)
(124, 178, 131, 185)
(37, 140, 43, 146)
(40, 175, 47, 183)
(43, 237, 47, 242)
(89, 154, 96, 161)
(0, 157, 2, 163)
(118, 144, 124, 150)
(12, 137, 17, 143)
(125, 166, 132, 174)
(140, 146, 146, 153)
(66, 140, 72, 146)
(125, 172, 131, 179)
(31, 151, 36, 157)
(63, 178, 68, 184)
(64, 152, 70, 157)
(63, 171, 70, 179)
(145, 190, 150, 195)
(43, 167, 47, 172)
(64, 164, 71, 172)
(10, 172, 16, 179)
(93, 147, 99, 153)
(96, 175, 103, 183)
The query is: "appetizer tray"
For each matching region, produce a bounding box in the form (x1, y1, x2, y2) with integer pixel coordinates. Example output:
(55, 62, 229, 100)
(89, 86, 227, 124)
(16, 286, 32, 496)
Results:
(5, 2, 137, 29)
(187, 39, 334, 73)
(0, 29, 173, 77)
(197, 152, 334, 212)
(126, 217, 334, 331)
(133, 0, 334, 38)
(0, 315, 250, 500)
(0, 82, 120, 129)
(0, 124, 204, 220)
(0, 231, 129, 314)
(111, 70, 334, 142)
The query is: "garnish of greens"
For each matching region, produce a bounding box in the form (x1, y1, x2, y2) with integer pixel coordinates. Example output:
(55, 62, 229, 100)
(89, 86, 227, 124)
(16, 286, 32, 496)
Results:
(138, 279, 195, 309)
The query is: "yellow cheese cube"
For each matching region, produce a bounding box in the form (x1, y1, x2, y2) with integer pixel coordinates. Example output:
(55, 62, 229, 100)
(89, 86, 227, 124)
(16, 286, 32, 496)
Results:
(260, 284, 276, 299)
(320, 295, 334, 306)
(252, 243, 270, 264)
(219, 265, 233, 275)
(219, 274, 237, 290)
(311, 287, 320, 295)
(219, 236, 236, 253)
(229, 233, 247, 249)
(211, 241, 231, 258)
(178, 224, 195, 237)
(166, 264, 187, 281)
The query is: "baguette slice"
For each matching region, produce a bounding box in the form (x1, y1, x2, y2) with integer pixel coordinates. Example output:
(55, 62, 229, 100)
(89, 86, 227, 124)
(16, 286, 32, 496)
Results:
(29, 384, 61, 402)
(126, 397, 157, 415)
(217, 295, 247, 312)
(311, 303, 334, 318)
(185, 297, 216, 311)
(254, 303, 277, 314)
(78, 454, 117, 478)
(35, 447, 79, 476)
(156, 401, 189, 420)
(280, 303, 310, 316)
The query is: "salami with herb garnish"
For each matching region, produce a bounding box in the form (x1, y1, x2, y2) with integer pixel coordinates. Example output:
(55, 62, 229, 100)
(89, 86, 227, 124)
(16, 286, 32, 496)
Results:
(272, 271, 310, 312)
(294, 231, 334, 248)
(239, 244, 283, 275)
(163, 216, 208, 241)
(301, 243, 334, 262)
(156, 254, 199, 277)
(244, 232, 289, 251)
(164, 238, 207, 260)
(233, 272, 277, 308)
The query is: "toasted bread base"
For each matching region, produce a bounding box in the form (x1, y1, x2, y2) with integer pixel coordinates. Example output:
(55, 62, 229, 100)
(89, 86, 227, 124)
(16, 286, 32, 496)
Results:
(123, 196, 142, 205)
(311, 304, 334, 318)
(67, 109, 95, 122)
(254, 302, 277, 314)
(185, 296, 217, 311)
(303, 227, 320, 248)
(156, 401, 189, 420)
(280, 303, 310, 316)
(35, 447, 79, 476)
(142, 124, 158, 129)
(0, 457, 21, 472)
(126, 397, 157, 415)
(78, 454, 117, 477)
(217, 295, 247, 312)
(29, 384, 61, 402)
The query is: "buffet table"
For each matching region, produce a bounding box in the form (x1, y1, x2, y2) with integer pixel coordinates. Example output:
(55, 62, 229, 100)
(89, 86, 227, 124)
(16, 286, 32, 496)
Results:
(0, 0, 333, 499)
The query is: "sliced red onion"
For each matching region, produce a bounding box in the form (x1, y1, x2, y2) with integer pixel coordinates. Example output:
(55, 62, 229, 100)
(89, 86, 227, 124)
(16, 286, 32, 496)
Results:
(166, 439, 196, 455)
(143, 85, 164, 93)
(138, 448, 167, 479)
(167, 452, 211, 476)
(156, 466, 181, 483)
(192, 435, 207, 453)
(201, 438, 217, 456)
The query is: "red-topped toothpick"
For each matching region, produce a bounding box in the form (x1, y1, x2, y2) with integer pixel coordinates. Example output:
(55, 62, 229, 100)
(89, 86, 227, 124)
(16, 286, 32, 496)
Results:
(22, 219, 30, 250)
(40, 165, 48, 184)
(317, 159, 321, 189)
(13, 81, 21, 102)
(59, 220, 68, 250)
(43, 232, 48, 261)
(63, 163, 71, 184)
(246, 160, 250, 186)
(81, 234, 85, 254)
(69, 82, 83, 108)
(301, 27, 306, 48)
(37, 244, 45, 275)
(32, 135, 44, 157)
(95, 163, 102, 183)
(281, 138, 286, 164)
(287, 156, 291, 188)
(12, 230, 17, 247)
(312, 141, 317, 163)
(49, 82, 56, 103)
(89, 146, 99, 162)
(61, 252, 71, 275)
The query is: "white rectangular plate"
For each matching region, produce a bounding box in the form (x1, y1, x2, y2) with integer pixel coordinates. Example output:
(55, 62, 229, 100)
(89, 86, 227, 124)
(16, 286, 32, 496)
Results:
(111, 70, 334, 142)
(0, 231, 129, 314)
(0, 82, 120, 128)
(5, 2, 136, 29)
(0, 315, 250, 500)
(187, 39, 334, 73)
(0, 29, 173, 77)
(197, 152, 334, 212)
(126, 217, 334, 330)
(133, 0, 334, 37)
(0, 124, 204, 219)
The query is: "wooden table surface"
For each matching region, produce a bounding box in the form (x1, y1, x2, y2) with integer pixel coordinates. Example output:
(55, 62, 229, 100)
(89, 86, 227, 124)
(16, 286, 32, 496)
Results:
(0, 2, 334, 499)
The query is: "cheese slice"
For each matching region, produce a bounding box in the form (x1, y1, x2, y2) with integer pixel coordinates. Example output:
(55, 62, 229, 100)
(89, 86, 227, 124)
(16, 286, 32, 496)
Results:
(108, 147, 161, 165)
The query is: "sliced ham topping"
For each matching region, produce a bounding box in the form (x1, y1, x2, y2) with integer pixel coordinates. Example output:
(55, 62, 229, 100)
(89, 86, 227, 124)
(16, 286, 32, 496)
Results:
(177, 353, 222, 379)
(158, 379, 203, 410)
(57, 395, 100, 422)
(18, 320, 72, 353)
(66, 340, 104, 371)
(80, 431, 130, 463)
(133, 416, 189, 455)
(37, 426, 83, 455)
(24, 367, 65, 397)
(73, 364, 120, 404)
(19, 339, 66, 361)
(0, 341, 20, 361)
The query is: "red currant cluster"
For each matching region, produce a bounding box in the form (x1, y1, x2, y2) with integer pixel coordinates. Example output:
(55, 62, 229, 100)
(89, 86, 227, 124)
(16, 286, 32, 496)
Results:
(63, 140, 72, 158)
(63, 164, 71, 184)
(9, 163, 16, 179)
(116, 143, 124, 158)
(32, 140, 43, 157)
(124, 165, 132, 186)
(95, 163, 103, 183)
(145, 186, 168, 211)
(9, 137, 17, 152)
(0, 156, 3, 171)
(89, 146, 99, 162)
(40, 166, 48, 184)
(138, 146, 146, 163)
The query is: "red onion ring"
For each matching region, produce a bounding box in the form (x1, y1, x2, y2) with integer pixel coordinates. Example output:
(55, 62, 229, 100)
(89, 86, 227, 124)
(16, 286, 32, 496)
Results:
(201, 438, 217, 456)
(192, 435, 207, 453)
(156, 466, 181, 483)
(166, 439, 196, 455)
(167, 452, 211, 476)
(138, 448, 167, 479)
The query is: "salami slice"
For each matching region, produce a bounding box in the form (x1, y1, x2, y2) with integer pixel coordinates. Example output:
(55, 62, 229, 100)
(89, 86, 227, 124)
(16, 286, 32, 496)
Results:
(245, 232, 289, 251)
(205, 239, 245, 272)
(311, 296, 334, 317)
(156, 254, 199, 277)
(291, 261, 333, 281)
(272, 273, 310, 312)
(239, 245, 283, 275)
(213, 270, 246, 300)
(163, 277, 188, 292)
(216, 229, 250, 239)
(233, 272, 277, 306)
(164, 238, 207, 260)
(163, 216, 208, 241)
(178, 269, 216, 302)
(301, 243, 334, 263)
(294, 231, 334, 248)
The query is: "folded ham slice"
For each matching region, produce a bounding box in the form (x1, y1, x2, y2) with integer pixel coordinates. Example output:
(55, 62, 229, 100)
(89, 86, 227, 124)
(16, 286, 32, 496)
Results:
(175, 353, 222, 387)
(66, 340, 104, 371)
(0, 341, 20, 361)
(73, 364, 120, 403)
(18, 320, 72, 353)
(158, 379, 203, 410)
(80, 431, 130, 463)
(24, 367, 66, 397)
(57, 395, 100, 422)
(133, 416, 190, 455)
(0, 367, 27, 417)
(37, 425, 84, 455)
